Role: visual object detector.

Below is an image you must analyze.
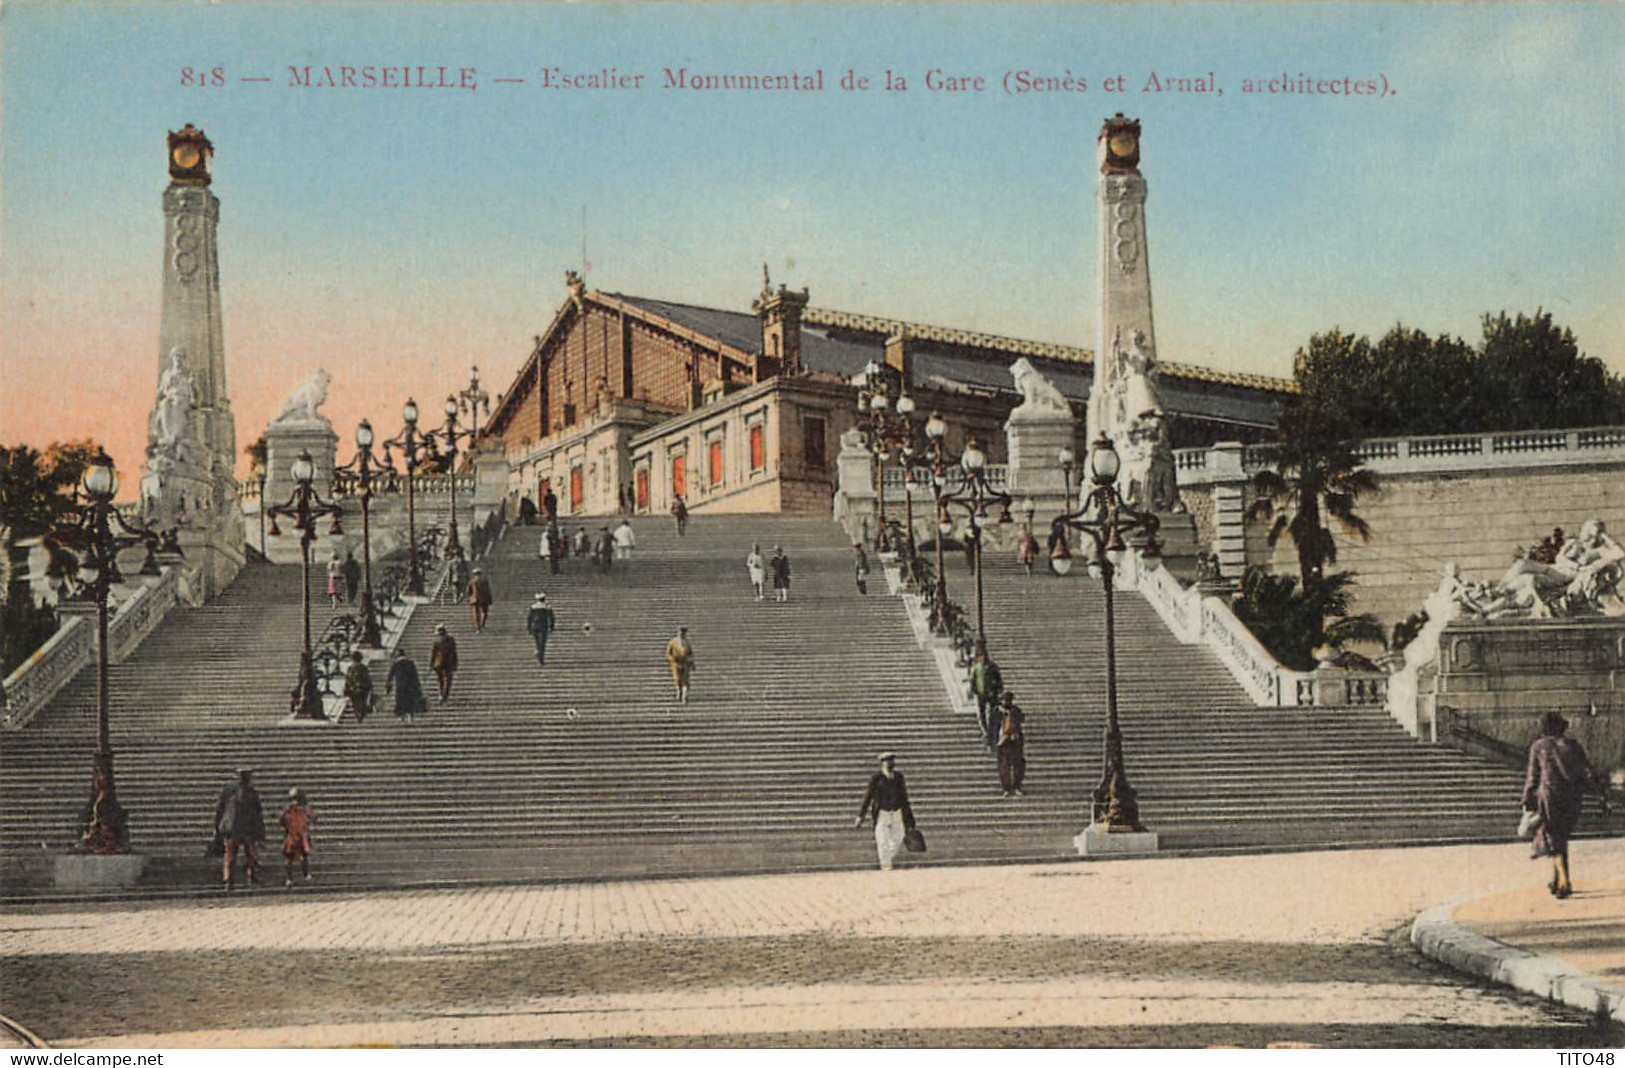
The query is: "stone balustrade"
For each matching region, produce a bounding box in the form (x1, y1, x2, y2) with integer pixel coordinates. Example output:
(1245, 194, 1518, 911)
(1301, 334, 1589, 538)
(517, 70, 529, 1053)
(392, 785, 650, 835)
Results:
(1121, 550, 1387, 709)
(2, 564, 184, 731)
(1175, 425, 1625, 486)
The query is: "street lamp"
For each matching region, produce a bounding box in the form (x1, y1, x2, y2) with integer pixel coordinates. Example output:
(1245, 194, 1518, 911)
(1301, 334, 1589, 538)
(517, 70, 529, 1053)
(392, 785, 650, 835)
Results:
(456, 364, 493, 450)
(266, 449, 343, 721)
(1059, 445, 1076, 517)
(334, 419, 385, 648)
(857, 363, 916, 554)
(64, 450, 162, 853)
(382, 397, 438, 596)
(924, 411, 952, 631)
(255, 466, 268, 557)
(1053, 433, 1162, 836)
(937, 433, 1014, 646)
(436, 393, 479, 558)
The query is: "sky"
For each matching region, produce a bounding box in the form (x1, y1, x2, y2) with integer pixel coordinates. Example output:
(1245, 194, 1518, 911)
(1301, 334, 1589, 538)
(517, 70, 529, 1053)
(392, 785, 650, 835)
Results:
(2, 1, 1622, 492)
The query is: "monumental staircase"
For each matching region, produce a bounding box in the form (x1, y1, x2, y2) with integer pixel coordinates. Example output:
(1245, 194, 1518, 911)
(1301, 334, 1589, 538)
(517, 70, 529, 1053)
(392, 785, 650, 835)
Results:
(1, 514, 1600, 894)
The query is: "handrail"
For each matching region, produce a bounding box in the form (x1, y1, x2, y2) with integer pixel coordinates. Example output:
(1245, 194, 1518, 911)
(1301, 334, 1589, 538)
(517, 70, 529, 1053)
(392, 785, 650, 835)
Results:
(3, 564, 184, 731)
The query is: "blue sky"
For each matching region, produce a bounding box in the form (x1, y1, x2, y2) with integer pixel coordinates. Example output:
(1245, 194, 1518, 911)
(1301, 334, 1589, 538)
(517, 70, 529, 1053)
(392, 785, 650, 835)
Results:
(3, 2, 1622, 476)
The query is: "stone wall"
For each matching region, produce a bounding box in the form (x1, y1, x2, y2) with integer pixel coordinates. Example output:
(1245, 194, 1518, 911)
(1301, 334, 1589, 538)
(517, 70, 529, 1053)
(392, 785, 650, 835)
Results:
(1243, 466, 1625, 634)
(1428, 618, 1625, 776)
(1177, 428, 1625, 638)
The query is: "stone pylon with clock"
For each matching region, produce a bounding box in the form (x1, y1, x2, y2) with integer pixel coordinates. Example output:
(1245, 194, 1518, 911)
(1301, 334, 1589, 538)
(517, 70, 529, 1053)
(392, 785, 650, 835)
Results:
(1088, 113, 1181, 515)
(139, 123, 244, 600)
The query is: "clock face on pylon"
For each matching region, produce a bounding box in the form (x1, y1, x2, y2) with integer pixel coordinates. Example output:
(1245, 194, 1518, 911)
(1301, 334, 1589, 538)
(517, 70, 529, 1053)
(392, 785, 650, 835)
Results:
(1109, 130, 1139, 161)
(167, 125, 213, 183)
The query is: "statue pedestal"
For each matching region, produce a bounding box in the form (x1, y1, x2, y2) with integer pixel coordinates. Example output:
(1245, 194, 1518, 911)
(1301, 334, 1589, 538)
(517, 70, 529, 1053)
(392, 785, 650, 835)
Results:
(262, 420, 340, 565)
(1005, 404, 1078, 496)
(473, 444, 512, 528)
(1074, 825, 1159, 857)
(54, 853, 146, 890)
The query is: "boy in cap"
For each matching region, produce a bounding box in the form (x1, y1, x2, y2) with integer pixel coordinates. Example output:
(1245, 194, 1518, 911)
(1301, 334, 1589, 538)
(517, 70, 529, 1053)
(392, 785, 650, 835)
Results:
(856, 754, 916, 871)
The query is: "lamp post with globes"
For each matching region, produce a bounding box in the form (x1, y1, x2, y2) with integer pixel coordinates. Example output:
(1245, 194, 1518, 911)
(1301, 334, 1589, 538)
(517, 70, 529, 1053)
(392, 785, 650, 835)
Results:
(456, 365, 493, 450)
(1059, 445, 1076, 517)
(935, 433, 1014, 646)
(1052, 433, 1162, 835)
(382, 398, 438, 596)
(856, 362, 918, 553)
(266, 450, 344, 721)
(435, 394, 480, 558)
(64, 450, 162, 853)
(334, 419, 386, 648)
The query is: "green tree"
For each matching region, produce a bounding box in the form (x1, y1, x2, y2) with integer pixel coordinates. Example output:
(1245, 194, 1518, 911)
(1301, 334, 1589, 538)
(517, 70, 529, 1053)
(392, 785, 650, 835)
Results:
(1248, 332, 1382, 589)
(0, 440, 98, 677)
(1231, 568, 1385, 670)
(1470, 310, 1625, 431)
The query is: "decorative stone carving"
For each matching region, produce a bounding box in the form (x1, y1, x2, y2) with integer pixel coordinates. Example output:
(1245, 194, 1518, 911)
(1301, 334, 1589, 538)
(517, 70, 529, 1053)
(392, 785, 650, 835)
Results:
(1089, 327, 1178, 510)
(1009, 358, 1069, 416)
(271, 368, 333, 426)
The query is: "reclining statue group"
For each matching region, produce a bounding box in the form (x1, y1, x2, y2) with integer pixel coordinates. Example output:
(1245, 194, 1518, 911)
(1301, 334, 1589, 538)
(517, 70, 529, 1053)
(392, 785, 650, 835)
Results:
(1445, 519, 1625, 621)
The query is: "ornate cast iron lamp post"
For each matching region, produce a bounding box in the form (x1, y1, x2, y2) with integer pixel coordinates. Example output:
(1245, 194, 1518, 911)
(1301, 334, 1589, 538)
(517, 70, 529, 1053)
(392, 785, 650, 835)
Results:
(856, 361, 917, 554)
(436, 393, 480, 558)
(1059, 445, 1076, 517)
(456, 364, 493, 450)
(382, 398, 437, 596)
(255, 467, 268, 557)
(923, 412, 953, 631)
(936, 434, 1014, 645)
(1052, 434, 1163, 834)
(266, 450, 343, 721)
(66, 449, 162, 853)
(334, 419, 385, 648)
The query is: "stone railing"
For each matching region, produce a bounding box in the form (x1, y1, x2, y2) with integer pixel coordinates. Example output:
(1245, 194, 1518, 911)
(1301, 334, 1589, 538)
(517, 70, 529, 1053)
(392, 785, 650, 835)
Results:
(1122, 551, 1387, 709)
(1176, 424, 1625, 486)
(2, 564, 184, 731)
(878, 464, 1009, 499)
(2, 615, 92, 731)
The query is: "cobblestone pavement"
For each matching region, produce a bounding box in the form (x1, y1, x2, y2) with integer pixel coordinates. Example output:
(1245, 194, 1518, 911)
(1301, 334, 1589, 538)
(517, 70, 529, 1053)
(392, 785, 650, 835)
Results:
(3, 839, 1622, 1047)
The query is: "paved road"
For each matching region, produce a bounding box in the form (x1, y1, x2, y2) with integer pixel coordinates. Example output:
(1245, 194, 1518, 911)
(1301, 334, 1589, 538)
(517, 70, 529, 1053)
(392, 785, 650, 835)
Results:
(3, 839, 1622, 1047)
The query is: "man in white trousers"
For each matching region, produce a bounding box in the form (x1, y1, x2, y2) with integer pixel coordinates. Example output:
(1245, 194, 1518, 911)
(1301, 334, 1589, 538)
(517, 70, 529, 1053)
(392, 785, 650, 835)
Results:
(856, 753, 916, 871)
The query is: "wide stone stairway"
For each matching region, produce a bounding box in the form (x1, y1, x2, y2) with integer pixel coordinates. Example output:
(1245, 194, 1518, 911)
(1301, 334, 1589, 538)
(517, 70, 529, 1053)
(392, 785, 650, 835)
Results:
(971, 548, 1610, 849)
(2, 514, 1598, 894)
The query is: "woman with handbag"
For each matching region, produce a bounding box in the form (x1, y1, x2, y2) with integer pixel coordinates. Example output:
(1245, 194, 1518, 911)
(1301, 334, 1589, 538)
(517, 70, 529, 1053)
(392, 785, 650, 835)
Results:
(1522, 710, 1603, 899)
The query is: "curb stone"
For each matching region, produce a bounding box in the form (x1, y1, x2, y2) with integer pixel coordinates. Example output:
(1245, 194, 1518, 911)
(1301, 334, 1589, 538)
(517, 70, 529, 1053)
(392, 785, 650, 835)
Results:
(1411, 899, 1625, 1022)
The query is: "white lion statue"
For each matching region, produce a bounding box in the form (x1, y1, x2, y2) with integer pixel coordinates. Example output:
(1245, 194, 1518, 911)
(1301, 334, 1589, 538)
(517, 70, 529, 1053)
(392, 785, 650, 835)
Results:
(1010, 358, 1069, 415)
(271, 368, 332, 425)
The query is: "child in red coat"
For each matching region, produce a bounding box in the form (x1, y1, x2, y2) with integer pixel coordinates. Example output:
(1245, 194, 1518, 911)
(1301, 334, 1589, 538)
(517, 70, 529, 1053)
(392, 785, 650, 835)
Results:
(280, 787, 316, 888)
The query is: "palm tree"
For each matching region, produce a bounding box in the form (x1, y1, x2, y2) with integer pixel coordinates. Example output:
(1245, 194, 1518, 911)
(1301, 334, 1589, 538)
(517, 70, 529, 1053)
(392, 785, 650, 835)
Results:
(1246, 416, 1380, 589)
(1232, 567, 1385, 670)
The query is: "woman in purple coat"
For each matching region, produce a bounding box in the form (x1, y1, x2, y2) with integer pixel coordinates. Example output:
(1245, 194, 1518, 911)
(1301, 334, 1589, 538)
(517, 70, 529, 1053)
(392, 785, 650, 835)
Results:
(1522, 711, 1601, 898)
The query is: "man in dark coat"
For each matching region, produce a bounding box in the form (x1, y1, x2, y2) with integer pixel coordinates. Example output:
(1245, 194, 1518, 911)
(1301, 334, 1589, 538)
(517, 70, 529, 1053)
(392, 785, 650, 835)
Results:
(996, 691, 1026, 798)
(1523, 710, 1603, 898)
(343, 650, 374, 723)
(595, 527, 615, 574)
(341, 550, 362, 604)
(671, 496, 688, 536)
(853, 544, 870, 595)
(970, 644, 1004, 748)
(526, 593, 557, 666)
(386, 648, 428, 721)
(518, 494, 538, 526)
(542, 487, 558, 521)
(856, 754, 917, 871)
(466, 568, 493, 632)
(216, 768, 266, 890)
(430, 623, 459, 702)
(770, 546, 791, 602)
